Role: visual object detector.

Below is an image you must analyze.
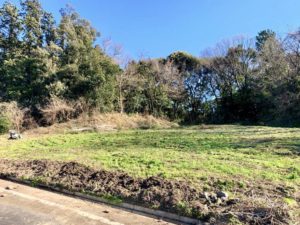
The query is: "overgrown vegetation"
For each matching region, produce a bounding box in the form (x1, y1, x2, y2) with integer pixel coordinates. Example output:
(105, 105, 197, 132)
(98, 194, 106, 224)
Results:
(0, 0, 120, 126)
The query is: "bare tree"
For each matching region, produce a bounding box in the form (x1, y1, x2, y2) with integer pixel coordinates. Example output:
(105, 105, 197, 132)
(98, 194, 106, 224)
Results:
(201, 35, 255, 58)
(150, 59, 184, 100)
(206, 37, 256, 99)
(101, 37, 134, 113)
(283, 31, 300, 74)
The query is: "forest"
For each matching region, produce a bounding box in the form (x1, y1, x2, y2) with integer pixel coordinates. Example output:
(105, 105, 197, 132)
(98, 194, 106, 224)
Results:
(1, 0, 300, 128)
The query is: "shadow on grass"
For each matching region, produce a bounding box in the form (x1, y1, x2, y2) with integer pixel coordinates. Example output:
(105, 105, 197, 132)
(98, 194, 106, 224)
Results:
(280, 142, 300, 155)
(231, 137, 300, 155)
(89, 131, 300, 156)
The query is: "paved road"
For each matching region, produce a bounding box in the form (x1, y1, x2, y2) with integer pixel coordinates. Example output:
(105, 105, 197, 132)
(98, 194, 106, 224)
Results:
(0, 179, 176, 225)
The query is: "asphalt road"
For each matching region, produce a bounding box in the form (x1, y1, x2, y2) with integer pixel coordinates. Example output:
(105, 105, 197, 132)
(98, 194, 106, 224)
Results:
(0, 179, 175, 225)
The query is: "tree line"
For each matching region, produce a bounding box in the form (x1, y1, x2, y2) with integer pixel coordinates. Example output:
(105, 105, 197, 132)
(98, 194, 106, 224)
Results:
(1, 0, 300, 126)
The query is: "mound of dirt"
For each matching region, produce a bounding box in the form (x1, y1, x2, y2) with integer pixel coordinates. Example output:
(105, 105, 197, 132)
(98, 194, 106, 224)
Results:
(0, 159, 291, 224)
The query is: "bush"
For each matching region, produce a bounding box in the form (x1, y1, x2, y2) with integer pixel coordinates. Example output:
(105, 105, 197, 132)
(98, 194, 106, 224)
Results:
(0, 102, 25, 132)
(0, 116, 11, 134)
(39, 97, 86, 125)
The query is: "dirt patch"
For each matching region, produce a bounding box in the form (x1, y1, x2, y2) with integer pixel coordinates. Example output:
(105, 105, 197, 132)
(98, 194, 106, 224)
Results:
(0, 159, 292, 224)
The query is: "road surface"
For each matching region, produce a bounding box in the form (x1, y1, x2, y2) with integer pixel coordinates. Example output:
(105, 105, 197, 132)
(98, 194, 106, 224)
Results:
(0, 179, 176, 225)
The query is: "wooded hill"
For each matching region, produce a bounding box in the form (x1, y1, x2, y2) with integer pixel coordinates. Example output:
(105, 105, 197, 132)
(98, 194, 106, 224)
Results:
(1, 0, 300, 127)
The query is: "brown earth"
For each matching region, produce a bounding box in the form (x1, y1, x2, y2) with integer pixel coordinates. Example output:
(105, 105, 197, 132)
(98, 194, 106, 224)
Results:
(0, 159, 292, 224)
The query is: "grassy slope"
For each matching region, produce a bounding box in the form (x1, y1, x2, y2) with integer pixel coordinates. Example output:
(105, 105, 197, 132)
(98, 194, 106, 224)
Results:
(0, 125, 299, 188)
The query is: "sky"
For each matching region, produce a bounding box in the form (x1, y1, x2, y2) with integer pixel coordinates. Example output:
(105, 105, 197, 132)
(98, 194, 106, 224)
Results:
(3, 0, 300, 59)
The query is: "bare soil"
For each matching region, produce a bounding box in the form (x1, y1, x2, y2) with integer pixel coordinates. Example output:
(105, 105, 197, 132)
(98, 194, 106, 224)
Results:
(0, 159, 293, 224)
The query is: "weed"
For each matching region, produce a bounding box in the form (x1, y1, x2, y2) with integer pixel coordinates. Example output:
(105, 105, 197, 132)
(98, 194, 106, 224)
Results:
(284, 198, 298, 207)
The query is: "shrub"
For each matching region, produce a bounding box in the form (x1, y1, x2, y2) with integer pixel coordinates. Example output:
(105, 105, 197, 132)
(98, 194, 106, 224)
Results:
(0, 102, 24, 132)
(0, 116, 11, 134)
(39, 97, 86, 125)
(40, 97, 74, 125)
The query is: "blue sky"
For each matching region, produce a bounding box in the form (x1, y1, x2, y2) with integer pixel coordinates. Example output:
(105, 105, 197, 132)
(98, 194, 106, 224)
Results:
(4, 0, 300, 59)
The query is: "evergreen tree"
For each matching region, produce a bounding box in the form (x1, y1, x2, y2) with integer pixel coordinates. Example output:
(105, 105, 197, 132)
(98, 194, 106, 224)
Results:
(57, 6, 119, 110)
(21, 0, 44, 52)
(256, 29, 276, 51)
(0, 1, 23, 101)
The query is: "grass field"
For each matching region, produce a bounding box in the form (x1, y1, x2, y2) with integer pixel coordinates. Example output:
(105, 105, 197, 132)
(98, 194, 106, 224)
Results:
(1, 125, 299, 188)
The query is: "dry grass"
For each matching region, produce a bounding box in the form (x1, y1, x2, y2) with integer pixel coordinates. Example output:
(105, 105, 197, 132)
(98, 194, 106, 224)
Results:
(0, 101, 25, 132)
(24, 112, 178, 136)
(84, 112, 178, 129)
(39, 97, 86, 125)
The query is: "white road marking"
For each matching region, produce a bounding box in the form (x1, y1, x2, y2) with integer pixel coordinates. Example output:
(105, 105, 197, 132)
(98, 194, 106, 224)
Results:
(0, 187, 124, 225)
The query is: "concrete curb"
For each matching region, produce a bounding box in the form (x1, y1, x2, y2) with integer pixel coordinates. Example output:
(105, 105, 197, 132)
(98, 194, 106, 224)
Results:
(1, 176, 203, 225)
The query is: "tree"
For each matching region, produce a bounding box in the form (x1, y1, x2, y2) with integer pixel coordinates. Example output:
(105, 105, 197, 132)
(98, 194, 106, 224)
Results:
(167, 51, 201, 73)
(56, 6, 120, 111)
(122, 59, 180, 116)
(21, 0, 44, 52)
(0, 2, 23, 101)
(0, 1, 120, 114)
(284, 30, 300, 74)
(261, 34, 300, 125)
(0, 1, 22, 59)
(208, 40, 257, 122)
(256, 29, 276, 51)
(165, 52, 204, 120)
(41, 12, 57, 46)
(184, 67, 212, 123)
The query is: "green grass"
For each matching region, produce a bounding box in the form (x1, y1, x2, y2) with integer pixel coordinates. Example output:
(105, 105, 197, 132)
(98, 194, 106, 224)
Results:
(1, 125, 300, 188)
